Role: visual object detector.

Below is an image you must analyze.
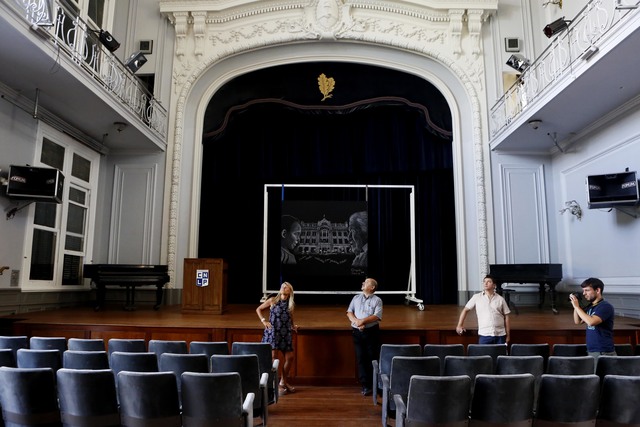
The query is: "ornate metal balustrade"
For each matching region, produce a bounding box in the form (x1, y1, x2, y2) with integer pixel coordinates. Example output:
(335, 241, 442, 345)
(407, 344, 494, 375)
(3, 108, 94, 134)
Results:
(490, 0, 637, 141)
(9, 0, 167, 140)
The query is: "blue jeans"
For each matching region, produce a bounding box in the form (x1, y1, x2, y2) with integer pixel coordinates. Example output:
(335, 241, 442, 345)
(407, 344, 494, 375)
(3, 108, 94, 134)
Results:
(478, 335, 506, 344)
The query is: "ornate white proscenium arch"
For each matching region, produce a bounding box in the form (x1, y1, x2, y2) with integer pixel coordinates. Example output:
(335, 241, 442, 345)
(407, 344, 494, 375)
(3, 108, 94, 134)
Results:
(158, 0, 497, 293)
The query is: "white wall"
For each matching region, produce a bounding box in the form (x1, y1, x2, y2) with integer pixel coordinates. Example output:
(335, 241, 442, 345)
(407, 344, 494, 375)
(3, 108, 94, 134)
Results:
(0, 101, 38, 289)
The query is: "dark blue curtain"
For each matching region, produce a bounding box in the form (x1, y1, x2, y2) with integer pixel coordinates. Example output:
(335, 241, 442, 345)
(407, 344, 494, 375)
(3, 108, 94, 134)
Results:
(198, 63, 457, 305)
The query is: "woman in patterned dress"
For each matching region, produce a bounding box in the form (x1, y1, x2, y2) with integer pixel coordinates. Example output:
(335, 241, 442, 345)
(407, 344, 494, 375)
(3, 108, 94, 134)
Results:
(256, 281, 298, 393)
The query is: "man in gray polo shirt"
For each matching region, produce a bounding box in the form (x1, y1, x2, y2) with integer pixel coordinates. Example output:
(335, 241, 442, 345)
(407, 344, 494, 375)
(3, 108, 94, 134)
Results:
(347, 277, 383, 396)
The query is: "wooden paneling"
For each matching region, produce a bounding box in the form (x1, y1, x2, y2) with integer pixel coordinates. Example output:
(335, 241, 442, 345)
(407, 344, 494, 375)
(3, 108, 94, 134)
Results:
(182, 258, 228, 314)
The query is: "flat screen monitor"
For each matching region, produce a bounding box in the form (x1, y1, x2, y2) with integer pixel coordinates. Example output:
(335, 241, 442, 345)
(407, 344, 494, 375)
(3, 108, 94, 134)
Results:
(586, 171, 638, 209)
(6, 165, 64, 203)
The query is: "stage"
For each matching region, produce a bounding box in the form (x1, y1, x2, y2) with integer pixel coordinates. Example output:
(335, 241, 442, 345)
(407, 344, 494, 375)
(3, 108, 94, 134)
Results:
(4, 303, 639, 385)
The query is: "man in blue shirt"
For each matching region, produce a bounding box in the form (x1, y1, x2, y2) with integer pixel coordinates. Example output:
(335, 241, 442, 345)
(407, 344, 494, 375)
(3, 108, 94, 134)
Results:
(569, 277, 616, 358)
(347, 277, 383, 396)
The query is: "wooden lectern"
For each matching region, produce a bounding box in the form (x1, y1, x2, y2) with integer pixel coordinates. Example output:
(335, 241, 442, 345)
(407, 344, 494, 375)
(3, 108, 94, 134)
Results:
(182, 258, 228, 314)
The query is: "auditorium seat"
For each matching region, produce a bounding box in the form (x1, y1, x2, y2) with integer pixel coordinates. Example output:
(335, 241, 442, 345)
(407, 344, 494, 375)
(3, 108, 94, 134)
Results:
(372, 344, 421, 405)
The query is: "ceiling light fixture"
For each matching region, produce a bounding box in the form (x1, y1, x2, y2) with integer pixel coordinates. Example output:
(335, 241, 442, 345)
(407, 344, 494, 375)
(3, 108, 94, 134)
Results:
(528, 120, 542, 130)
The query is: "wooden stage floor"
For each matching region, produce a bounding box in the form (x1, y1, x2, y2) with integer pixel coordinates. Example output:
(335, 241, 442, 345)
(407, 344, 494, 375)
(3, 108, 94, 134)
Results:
(6, 302, 639, 337)
(4, 303, 640, 387)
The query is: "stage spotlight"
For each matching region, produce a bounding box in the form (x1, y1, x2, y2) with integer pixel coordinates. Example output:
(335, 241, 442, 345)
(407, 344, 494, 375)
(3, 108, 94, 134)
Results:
(125, 51, 148, 73)
(543, 17, 570, 38)
(506, 54, 530, 73)
(97, 29, 120, 53)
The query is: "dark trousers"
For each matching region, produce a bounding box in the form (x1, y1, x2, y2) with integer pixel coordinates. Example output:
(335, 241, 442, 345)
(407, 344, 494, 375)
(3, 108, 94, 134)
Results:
(352, 324, 380, 388)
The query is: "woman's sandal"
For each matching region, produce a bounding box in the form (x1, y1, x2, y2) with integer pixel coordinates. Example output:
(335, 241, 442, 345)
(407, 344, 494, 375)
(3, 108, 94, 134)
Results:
(280, 382, 295, 393)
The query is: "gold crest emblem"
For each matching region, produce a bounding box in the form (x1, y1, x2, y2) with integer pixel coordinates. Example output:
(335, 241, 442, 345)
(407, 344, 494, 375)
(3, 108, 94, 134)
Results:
(318, 73, 335, 101)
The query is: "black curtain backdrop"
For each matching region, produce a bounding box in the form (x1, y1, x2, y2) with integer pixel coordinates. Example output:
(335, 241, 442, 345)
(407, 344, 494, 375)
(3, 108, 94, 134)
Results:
(198, 62, 457, 306)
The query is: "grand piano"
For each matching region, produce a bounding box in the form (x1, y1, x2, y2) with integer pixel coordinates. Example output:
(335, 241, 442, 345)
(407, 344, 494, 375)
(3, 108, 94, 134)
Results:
(83, 264, 170, 311)
(489, 263, 563, 314)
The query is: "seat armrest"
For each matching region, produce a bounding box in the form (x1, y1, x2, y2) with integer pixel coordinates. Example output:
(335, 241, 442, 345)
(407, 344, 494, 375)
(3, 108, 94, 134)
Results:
(394, 394, 407, 427)
(381, 373, 391, 425)
(259, 373, 269, 426)
(271, 359, 280, 402)
(372, 360, 380, 405)
(243, 392, 255, 427)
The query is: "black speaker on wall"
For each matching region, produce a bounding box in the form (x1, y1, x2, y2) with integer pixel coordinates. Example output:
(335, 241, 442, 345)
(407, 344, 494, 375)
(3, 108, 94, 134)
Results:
(6, 165, 64, 203)
(98, 30, 120, 53)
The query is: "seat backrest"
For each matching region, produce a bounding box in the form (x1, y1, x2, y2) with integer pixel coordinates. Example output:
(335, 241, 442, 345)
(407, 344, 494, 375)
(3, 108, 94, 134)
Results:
(0, 336, 29, 360)
(231, 342, 277, 401)
(379, 344, 422, 378)
(535, 374, 600, 425)
(159, 353, 209, 406)
(510, 343, 550, 370)
(470, 373, 535, 426)
(62, 350, 110, 370)
(614, 343, 634, 356)
(389, 356, 440, 401)
(116, 371, 181, 427)
(552, 343, 587, 356)
(467, 343, 508, 371)
(211, 354, 262, 408)
(56, 368, 120, 427)
(422, 344, 464, 375)
(107, 338, 146, 363)
(148, 340, 188, 359)
(67, 338, 106, 352)
(443, 355, 493, 379)
(29, 337, 67, 353)
(598, 374, 640, 425)
(181, 372, 250, 427)
(0, 366, 61, 427)
(404, 375, 471, 426)
(546, 355, 595, 375)
(595, 355, 640, 379)
(110, 351, 158, 375)
(189, 341, 229, 357)
(496, 355, 544, 410)
(16, 349, 62, 372)
(0, 349, 16, 368)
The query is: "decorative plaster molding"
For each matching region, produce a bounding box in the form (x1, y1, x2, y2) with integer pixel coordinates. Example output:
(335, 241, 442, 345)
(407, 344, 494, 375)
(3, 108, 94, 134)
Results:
(159, 0, 496, 286)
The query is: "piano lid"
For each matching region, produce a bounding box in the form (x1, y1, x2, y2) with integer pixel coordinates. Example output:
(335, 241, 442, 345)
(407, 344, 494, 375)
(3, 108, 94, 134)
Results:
(489, 263, 562, 281)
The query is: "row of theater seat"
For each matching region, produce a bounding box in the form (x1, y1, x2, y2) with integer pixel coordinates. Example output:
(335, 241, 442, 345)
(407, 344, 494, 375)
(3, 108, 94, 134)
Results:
(0, 366, 255, 427)
(395, 372, 640, 426)
(0, 337, 281, 426)
(373, 342, 640, 404)
(376, 352, 640, 426)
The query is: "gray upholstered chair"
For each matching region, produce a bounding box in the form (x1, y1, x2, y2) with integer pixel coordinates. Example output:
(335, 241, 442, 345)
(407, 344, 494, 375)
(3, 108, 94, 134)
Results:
(597, 374, 640, 426)
(443, 355, 493, 397)
(466, 343, 508, 372)
(158, 352, 209, 408)
(67, 338, 106, 352)
(394, 374, 471, 427)
(552, 343, 587, 357)
(469, 373, 535, 426)
(211, 354, 269, 427)
(16, 349, 62, 372)
(181, 372, 254, 427)
(116, 371, 181, 427)
(107, 338, 146, 364)
(381, 355, 440, 427)
(535, 374, 600, 426)
(56, 368, 120, 427)
(595, 355, 640, 380)
(62, 350, 110, 370)
(495, 355, 544, 410)
(231, 342, 280, 404)
(423, 343, 464, 375)
(546, 355, 595, 375)
(372, 344, 422, 405)
(0, 366, 61, 427)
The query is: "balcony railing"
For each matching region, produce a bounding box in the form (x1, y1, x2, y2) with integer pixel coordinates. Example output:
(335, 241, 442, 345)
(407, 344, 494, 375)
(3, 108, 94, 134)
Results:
(9, 0, 167, 140)
(490, 0, 637, 141)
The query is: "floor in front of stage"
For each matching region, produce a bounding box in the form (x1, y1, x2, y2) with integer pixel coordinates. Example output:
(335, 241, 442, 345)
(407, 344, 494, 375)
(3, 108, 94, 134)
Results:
(5, 303, 640, 333)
